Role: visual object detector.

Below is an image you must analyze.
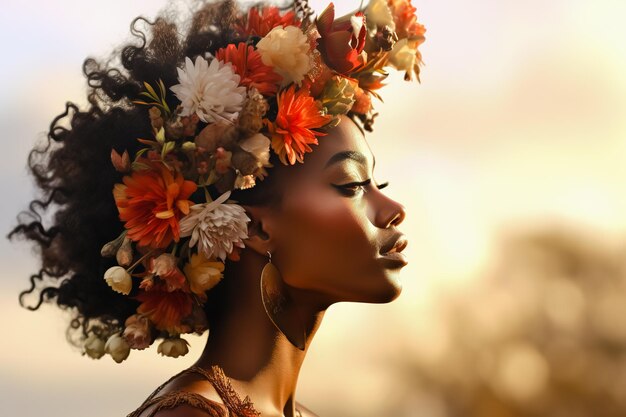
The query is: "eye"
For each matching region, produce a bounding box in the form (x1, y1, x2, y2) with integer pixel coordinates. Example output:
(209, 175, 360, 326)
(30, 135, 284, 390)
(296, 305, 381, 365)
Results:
(332, 179, 370, 197)
(331, 180, 390, 197)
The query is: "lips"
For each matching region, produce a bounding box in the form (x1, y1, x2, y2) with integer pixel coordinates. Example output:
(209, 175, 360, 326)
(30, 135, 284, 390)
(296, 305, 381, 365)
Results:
(381, 234, 408, 256)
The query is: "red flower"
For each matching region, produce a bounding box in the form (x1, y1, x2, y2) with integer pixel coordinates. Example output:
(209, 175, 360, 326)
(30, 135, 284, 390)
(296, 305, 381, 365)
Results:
(113, 158, 197, 249)
(136, 288, 194, 334)
(216, 43, 283, 96)
(237, 6, 300, 37)
(316, 3, 367, 74)
(267, 85, 332, 165)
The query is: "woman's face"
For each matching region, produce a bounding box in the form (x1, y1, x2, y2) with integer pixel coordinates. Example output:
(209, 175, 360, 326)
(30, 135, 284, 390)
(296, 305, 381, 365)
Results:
(264, 115, 408, 304)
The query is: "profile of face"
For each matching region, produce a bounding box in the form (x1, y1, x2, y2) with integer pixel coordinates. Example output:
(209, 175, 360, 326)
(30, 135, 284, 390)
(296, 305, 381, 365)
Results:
(245, 115, 408, 305)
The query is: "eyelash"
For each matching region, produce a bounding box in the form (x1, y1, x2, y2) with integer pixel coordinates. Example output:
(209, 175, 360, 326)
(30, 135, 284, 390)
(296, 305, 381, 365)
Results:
(332, 179, 390, 197)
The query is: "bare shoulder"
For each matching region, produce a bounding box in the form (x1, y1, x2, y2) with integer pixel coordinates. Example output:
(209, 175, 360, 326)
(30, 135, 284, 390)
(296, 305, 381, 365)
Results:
(296, 402, 320, 417)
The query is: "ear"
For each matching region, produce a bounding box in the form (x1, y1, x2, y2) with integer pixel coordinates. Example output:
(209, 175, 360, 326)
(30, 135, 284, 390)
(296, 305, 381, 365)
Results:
(241, 205, 277, 257)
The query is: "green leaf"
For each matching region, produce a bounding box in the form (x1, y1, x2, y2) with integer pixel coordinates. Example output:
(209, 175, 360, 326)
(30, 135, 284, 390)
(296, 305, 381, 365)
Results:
(134, 148, 149, 160)
(155, 127, 166, 144)
(158, 79, 166, 99)
(144, 82, 159, 100)
(161, 141, 175, 158)
(132, 162, 151, 171)
(161, 100, 171, 115)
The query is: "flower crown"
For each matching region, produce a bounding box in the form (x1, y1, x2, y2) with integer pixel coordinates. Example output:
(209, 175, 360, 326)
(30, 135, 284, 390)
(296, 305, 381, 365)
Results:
(87, 0, 425, 363)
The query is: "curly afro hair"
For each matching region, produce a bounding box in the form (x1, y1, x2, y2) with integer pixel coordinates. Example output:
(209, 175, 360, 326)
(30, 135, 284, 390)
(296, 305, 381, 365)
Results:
(7, 0, 305, 351)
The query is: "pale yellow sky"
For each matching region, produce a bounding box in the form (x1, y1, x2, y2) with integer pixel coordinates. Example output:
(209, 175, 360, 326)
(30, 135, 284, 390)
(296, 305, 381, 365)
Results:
(2, 1, 626, 416)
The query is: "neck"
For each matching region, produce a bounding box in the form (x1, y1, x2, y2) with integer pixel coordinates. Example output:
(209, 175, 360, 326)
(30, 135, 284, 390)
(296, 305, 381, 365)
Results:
(194, 249, 329, 417)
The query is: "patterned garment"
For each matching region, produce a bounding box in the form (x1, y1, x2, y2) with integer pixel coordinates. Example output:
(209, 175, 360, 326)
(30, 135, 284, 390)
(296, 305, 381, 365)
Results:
(126, 365, 309, 417)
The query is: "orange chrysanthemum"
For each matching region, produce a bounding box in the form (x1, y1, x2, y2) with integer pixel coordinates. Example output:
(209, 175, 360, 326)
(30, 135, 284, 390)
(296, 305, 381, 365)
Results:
(237, 6, 300, 37)
(136, 288, 194, 334)
(267, 85, 332, 165)
(389, 0, 427, 40)
(113, 158, 197, 249)
(216, 43, 282, 96)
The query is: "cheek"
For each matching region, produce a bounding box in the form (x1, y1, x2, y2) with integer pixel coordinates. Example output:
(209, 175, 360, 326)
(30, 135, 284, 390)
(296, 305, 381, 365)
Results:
(276, 189, 382, 295)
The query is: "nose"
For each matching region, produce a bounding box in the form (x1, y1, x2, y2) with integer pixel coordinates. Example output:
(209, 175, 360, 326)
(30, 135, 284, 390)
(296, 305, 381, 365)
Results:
(370, 192, 407, 228)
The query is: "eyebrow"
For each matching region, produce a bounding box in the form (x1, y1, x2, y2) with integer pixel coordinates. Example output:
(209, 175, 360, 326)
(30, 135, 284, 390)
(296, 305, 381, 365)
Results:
(324, 151, 376, 170)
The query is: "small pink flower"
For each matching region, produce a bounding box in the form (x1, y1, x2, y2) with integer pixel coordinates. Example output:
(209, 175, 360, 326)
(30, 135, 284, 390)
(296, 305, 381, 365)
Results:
(123, 314, 153, 350)
(149, 253, 186, 292)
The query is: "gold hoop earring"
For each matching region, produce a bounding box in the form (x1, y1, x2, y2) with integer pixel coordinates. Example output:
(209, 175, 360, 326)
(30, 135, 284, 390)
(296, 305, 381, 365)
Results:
(260, 251, 306, 350)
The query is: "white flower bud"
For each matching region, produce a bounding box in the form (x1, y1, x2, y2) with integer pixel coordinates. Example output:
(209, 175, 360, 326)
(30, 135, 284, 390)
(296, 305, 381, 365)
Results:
(104, 333, 131, 363)
(104, 266, 132, 295)
(157, 337, 190, 358)
(83, 334, 106, 359)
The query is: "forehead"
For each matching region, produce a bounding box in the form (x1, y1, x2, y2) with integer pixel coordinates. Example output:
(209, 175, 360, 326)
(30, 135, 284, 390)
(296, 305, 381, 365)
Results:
(305, 116, 374, 170)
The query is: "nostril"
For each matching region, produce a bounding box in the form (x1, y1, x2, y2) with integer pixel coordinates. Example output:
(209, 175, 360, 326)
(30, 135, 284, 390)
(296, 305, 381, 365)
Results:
(388, 204, 406, 227)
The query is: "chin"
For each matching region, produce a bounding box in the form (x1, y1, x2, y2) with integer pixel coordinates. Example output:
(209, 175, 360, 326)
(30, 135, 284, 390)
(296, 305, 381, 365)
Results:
(358, 275, 404, 304)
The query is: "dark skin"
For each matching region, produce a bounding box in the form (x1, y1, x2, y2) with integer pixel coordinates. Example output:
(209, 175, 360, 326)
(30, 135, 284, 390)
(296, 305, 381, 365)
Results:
(142, 115, 408, 417)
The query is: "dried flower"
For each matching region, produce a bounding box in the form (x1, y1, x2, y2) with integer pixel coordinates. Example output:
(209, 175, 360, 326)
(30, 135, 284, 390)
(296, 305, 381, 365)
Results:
(352, 87, 373, 115)
(123, 314, 152, 350)
(104, 266, 132, 295)
(239, 133, 273, 179)
(257, 26, 313, 86)
(183, 253, 225, 298)
(113, 158, 197, 248)
(170, 56, 246, 123)
(316, 4, 367, 74)
(267, 84, 332, 165)
(111, 149, 131, 173)
(84, 334, 106, 359)
(104, 333, 131, 363)
(216, 43, 282, 96)
(238, 89, 269, 137)
(149, 107, 164, 131)
(157, 337, 190, 358)
(116, 236, 133, 267)
(179, 191, 250, 262)
(215, 147, 233, 174)
(195, 121, 238, 153)
(234, 173, 257, 190)
(320, 76, 357, 116)
(100, 232, 127, 257)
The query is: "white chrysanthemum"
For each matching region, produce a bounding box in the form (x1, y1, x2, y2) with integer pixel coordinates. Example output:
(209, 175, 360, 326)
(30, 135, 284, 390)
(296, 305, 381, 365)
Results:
(170, 56, 246, 123)
(179, 191, 250, 261)
(256, 26, 313, 86)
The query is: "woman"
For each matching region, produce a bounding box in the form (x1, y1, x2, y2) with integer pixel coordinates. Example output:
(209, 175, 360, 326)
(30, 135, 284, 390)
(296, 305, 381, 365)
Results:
(8, 0, 425, 416)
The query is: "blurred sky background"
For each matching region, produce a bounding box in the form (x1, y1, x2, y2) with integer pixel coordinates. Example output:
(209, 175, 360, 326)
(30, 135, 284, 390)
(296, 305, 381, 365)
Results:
(2, 1, 626, 416)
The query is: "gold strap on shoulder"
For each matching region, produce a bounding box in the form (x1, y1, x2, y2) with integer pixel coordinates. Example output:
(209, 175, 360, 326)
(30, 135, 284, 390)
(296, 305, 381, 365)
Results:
(127, 391, 229, 417)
